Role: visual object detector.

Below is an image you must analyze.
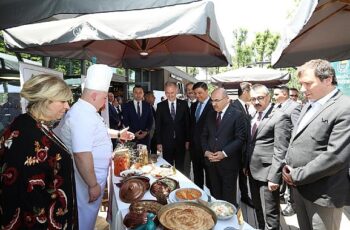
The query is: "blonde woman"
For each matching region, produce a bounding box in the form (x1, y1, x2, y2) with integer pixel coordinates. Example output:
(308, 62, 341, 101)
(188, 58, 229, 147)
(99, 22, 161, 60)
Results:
(0, 75, 78, 229)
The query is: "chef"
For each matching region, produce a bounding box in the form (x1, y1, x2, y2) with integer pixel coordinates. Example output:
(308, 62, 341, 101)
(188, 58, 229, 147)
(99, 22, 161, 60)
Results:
(55, 64, 134, 229)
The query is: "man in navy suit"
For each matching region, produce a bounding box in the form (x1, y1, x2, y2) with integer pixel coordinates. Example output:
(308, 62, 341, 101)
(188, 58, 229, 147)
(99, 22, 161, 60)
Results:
(122, 85, 153, 148)
(190, 82, 213, 189)
(156, 81, 190, 173)
(201, 88, 246, 206)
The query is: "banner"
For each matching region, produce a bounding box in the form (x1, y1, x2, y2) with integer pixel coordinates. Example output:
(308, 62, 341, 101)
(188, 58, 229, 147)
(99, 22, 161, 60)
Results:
(331, 60, 350, 96)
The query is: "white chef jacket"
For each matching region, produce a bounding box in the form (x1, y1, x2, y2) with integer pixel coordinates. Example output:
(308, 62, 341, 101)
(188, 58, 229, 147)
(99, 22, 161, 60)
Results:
(55, 98, 112, 230)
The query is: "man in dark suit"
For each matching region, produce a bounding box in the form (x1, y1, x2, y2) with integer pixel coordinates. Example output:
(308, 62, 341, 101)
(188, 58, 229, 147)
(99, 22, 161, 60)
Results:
(184, 82, 196, 178)
(283, 59, 350, 230)
(201, 88, 246, 206)
(190, 82, 213, 189)
(248, 84, 292, 230)
(273, 85, 302, 216)
(231, 82, 254, 208)
(122, 85, 153, 148)
(144, 91, 157, 154)
(108, 92, 121, 148)
(156, 81, 190, 173)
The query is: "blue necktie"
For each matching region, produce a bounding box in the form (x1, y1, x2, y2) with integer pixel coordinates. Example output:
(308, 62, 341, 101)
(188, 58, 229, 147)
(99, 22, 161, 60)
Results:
(170, 102, 176, 120)
(195, 102, 202, 122)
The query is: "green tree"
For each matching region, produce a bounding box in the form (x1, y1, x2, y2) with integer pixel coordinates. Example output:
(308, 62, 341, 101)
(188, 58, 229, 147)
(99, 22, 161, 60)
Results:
(232, 28, 253, 68)
(251, 29, 280, 64)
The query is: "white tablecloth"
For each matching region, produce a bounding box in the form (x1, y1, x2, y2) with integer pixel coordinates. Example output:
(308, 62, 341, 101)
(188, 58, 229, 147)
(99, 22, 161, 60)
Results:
(110, 157, 254, 230)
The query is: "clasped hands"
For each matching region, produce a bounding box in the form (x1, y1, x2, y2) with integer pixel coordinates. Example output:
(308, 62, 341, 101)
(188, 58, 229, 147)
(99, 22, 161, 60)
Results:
(135, 130, 148, 140)
(205, 151, 225, 162)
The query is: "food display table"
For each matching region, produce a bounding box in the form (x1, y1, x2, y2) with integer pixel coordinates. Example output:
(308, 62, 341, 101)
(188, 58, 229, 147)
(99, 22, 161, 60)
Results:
(110, 157, 254, 230)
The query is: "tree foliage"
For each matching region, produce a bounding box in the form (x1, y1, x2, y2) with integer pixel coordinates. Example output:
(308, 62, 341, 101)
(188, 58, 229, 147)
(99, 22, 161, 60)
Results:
(251, 30, 280, 64)
(232, 28, 253, 68)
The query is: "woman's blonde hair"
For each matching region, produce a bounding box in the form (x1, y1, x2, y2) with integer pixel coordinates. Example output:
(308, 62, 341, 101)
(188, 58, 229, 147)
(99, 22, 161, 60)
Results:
(20, 74, 72, 119)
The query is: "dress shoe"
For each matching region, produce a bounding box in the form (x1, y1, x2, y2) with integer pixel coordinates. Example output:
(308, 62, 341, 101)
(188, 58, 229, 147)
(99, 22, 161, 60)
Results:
(282, 204, 296, 216)
(241, 196, 254, 208)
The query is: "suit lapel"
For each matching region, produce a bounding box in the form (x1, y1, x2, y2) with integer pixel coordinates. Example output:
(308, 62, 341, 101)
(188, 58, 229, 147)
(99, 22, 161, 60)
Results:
(197, 99, 212, 123)
(256, 105, 275, 136)
(292, 91, 341, 140)
(216, 105, 232, 135)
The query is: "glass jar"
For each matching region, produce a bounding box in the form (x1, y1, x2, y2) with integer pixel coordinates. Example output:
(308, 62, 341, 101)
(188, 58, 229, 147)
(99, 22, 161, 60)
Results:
(137, 144, 148, 166)
(113, 148, 130, 176)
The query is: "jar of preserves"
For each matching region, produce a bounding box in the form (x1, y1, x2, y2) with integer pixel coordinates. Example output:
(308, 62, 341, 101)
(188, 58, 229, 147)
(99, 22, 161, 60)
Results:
(137, 144, 148, 166)
(113, 148, 130, 176)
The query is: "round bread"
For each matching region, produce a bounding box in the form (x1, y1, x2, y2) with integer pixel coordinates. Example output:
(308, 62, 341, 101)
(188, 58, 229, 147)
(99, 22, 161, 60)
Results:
(159, 204, 215, 230)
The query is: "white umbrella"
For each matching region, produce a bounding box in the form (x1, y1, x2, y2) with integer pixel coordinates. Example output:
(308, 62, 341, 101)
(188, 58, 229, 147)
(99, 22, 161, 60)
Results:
(0, 0, 200, 30)
(272, 0, 350, 68)
(3, 1, 230, 68)
(211, 67, 290, 88)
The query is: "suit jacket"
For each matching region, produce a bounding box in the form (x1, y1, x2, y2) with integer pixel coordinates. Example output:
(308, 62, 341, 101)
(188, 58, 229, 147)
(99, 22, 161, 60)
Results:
(249, 105, 292, 184)
(232, 100, 252, 167)
(122, 100, 153, 145)
(286, 91, 350, 207)
(155, 99, 190, 146)
(190, 99, 214, 151)
(108, 103, 120, 129)
(201, 104, 246, 170)
(279, 99, 302, 127)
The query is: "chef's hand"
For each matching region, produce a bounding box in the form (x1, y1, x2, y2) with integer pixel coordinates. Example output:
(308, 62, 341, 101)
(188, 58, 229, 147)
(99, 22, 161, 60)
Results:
(268, 181, 279, 192)
(282, 165, 296, 186)
(119, 127, 135, 141)
(88, 183, 101, 203)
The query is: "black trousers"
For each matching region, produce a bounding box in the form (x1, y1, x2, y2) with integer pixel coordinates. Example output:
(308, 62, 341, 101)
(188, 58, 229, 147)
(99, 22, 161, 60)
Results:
(162, 140, 185, 173)
(249, 175, 280, 230)
(190, 145, 211, 190)
(205, 158, 239, 207)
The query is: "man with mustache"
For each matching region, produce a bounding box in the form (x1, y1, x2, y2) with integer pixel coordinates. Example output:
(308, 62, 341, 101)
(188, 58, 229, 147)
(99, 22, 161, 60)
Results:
(247, 84, 292, 229)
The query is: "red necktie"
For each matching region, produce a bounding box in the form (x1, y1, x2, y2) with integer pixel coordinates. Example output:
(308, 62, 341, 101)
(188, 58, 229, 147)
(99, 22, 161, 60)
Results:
(251, 112, 263, 137)
(216, 111, 222, 129)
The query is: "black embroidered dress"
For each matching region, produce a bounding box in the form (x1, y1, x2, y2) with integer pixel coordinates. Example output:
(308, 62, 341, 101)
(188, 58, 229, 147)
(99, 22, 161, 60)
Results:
(0, 114, 78, 229)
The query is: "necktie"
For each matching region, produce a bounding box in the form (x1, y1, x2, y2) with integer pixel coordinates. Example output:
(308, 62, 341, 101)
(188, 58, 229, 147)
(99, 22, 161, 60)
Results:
(195, 102, 202, 122)
(244, 104, 249, 114)
(170, 102, 176, 120)
(137, 101, 141, 117)
(216, 111, 222, 129)
(251, 112, 263, 137)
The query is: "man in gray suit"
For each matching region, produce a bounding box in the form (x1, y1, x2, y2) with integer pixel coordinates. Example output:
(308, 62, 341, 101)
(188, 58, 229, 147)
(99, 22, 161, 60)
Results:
(283, 59, 350, 230)
(248, 84, 292, 229)
(273, 85, 301, 216)
(273, 85, 301, 127)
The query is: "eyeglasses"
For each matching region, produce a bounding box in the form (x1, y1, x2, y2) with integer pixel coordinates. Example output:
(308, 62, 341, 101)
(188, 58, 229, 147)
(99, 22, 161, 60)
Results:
(250, 96, 266, 102)
(211, 97, 226, 103)
(290, 94, 298, 97)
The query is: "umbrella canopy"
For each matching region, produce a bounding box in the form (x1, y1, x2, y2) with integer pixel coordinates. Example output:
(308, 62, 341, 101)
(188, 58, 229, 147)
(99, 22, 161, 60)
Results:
(272, 0, 350, 68)
(0, 0, 200, 30)
(211, 67, 290, 88)
(3, 1, 230, 68)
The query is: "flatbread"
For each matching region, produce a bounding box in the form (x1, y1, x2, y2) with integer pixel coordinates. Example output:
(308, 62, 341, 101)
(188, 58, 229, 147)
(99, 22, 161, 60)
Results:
(159, 204, 215, 230)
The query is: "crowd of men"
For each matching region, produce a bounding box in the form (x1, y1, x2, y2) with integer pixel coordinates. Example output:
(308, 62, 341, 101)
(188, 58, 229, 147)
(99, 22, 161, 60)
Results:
(107, 59, 349, 230)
